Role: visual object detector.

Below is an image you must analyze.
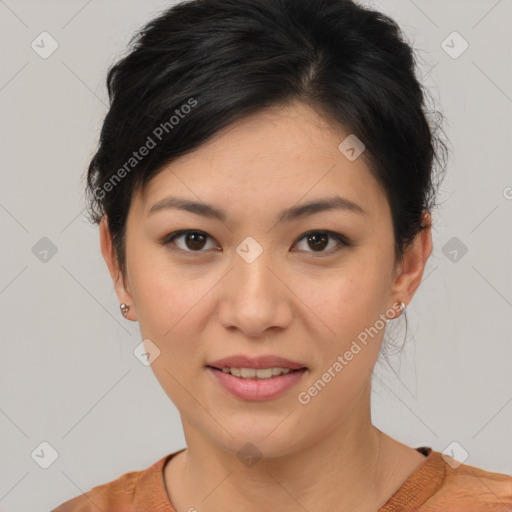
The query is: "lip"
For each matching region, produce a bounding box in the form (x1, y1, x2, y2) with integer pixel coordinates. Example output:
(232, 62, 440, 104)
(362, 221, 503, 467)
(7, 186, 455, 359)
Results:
(207, 354, 307, 370)
(206, 366, 308, 401)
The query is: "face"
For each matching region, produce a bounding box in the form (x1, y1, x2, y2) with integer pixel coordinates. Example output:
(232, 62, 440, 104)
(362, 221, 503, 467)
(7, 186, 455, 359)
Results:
(101, 101, 431, 458)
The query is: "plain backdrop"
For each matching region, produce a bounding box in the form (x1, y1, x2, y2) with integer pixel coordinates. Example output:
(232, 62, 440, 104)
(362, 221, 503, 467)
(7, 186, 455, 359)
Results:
(0, 0, 511, 510)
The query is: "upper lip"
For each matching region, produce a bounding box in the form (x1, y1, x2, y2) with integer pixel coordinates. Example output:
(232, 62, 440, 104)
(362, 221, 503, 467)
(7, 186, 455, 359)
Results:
(207, 354, 307, 370)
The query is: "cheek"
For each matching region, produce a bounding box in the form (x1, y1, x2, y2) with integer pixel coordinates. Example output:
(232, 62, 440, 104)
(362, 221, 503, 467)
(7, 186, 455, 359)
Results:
(127, 239, 213, 336)
(135, 277, 213, 356)
(293, 274, 387, 422)
(299, 255, 392, 375)
(306, 261, 390, 332)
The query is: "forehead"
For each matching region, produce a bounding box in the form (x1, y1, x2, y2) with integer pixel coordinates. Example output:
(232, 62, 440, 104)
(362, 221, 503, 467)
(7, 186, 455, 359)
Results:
(136, 101, 388, 223)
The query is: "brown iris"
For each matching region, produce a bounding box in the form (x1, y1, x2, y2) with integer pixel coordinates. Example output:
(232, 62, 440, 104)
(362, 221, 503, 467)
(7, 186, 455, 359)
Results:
(307, 233, 328, 251)
(184, 231, 208, 250)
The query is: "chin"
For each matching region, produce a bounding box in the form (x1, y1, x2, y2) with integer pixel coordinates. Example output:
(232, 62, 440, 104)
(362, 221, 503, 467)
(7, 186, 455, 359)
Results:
(210, 422, 306, 461)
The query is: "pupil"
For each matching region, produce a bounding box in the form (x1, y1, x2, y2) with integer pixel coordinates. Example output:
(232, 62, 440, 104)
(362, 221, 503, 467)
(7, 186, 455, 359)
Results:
(308, 233, 328, 251)
(187, 232, 206, 250)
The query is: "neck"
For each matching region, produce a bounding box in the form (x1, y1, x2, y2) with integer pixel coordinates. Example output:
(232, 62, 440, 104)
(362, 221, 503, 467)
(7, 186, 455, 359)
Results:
(167, 382, 401, 512)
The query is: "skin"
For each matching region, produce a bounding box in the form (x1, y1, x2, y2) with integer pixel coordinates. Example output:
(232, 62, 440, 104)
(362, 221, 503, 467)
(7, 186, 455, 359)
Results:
(100, 100, 432, 512)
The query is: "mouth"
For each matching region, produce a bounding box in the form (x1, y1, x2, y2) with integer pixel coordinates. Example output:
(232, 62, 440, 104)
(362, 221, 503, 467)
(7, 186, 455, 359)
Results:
(205, 364, 308, 401)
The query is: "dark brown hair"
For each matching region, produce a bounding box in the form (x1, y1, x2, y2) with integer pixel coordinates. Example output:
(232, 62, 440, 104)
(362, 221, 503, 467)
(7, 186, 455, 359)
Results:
(86, 0, 448, 280)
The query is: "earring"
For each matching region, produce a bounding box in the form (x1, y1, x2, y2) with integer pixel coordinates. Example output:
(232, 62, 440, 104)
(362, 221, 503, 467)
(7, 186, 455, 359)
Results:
(120, 303, 130, 318)
(386, 301, 406, 322)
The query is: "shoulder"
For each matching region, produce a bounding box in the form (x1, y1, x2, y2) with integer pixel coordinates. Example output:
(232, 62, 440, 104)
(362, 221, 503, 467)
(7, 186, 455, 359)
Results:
(50, 453, 171, 512)
(50, 469, 144, 512)
(381, 449, 512, 512)
(423, 452, 512, 511)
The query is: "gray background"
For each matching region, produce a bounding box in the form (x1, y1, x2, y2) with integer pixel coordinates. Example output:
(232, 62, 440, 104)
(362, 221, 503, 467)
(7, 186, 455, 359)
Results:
(0, 0, 511, 510)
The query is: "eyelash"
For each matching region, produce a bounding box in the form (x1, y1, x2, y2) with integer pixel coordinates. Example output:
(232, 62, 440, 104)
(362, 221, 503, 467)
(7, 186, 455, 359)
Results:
(160, 229, 350, 256)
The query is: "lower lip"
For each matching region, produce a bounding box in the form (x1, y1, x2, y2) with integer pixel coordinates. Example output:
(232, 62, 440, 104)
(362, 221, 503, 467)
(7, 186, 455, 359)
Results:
(206, 367, 308, 401)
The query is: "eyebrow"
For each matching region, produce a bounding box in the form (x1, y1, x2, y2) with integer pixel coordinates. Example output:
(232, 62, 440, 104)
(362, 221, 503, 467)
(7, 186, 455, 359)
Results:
(147, 195, 367, 222)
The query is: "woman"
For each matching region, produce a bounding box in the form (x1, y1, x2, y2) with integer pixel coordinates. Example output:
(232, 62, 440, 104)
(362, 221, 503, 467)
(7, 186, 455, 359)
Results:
(52, 0, 512, 510)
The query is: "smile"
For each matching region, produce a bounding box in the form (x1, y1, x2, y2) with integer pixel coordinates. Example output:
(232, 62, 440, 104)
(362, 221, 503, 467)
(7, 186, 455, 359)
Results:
(206, 366, 308, 401)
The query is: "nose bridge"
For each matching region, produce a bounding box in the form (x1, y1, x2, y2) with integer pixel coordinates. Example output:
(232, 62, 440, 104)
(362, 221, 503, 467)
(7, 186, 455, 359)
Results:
(234, 239, 278, 304)
(221, 236, 290, 334)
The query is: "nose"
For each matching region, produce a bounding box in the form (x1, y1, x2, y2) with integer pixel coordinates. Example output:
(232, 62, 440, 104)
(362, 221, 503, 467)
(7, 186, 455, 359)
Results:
(217, 245, 293, 338)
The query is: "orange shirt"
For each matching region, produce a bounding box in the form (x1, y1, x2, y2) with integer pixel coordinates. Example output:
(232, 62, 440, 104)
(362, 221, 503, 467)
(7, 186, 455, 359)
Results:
(51, 447, 512, 511)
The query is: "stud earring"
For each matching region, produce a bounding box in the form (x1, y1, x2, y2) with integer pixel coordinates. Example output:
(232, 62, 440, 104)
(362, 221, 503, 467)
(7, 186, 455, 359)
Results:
(120, 303, 130, 318)
(386, 301, 406, 322)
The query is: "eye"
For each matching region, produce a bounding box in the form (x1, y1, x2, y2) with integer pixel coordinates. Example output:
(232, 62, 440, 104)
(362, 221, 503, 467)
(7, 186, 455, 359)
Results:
(292, 230, 349, 255)
(161, 229, 350, 255)
(162, 230, 218, 252)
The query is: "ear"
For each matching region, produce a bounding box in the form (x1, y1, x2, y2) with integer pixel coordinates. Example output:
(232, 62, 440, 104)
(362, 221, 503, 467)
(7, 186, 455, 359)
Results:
(390, 211, 433, 311)
(99, 215, 137, 321)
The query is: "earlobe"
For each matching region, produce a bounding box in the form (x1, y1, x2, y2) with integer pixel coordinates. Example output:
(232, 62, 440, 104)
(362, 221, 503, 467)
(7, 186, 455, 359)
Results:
(99, 215, 136, 321)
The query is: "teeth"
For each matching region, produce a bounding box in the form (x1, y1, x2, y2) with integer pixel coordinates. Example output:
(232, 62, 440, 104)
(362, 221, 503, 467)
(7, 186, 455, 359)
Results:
(240, 368, 256, 378)
(221, 367, 294, 379)
(254, 368, 272, 379)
